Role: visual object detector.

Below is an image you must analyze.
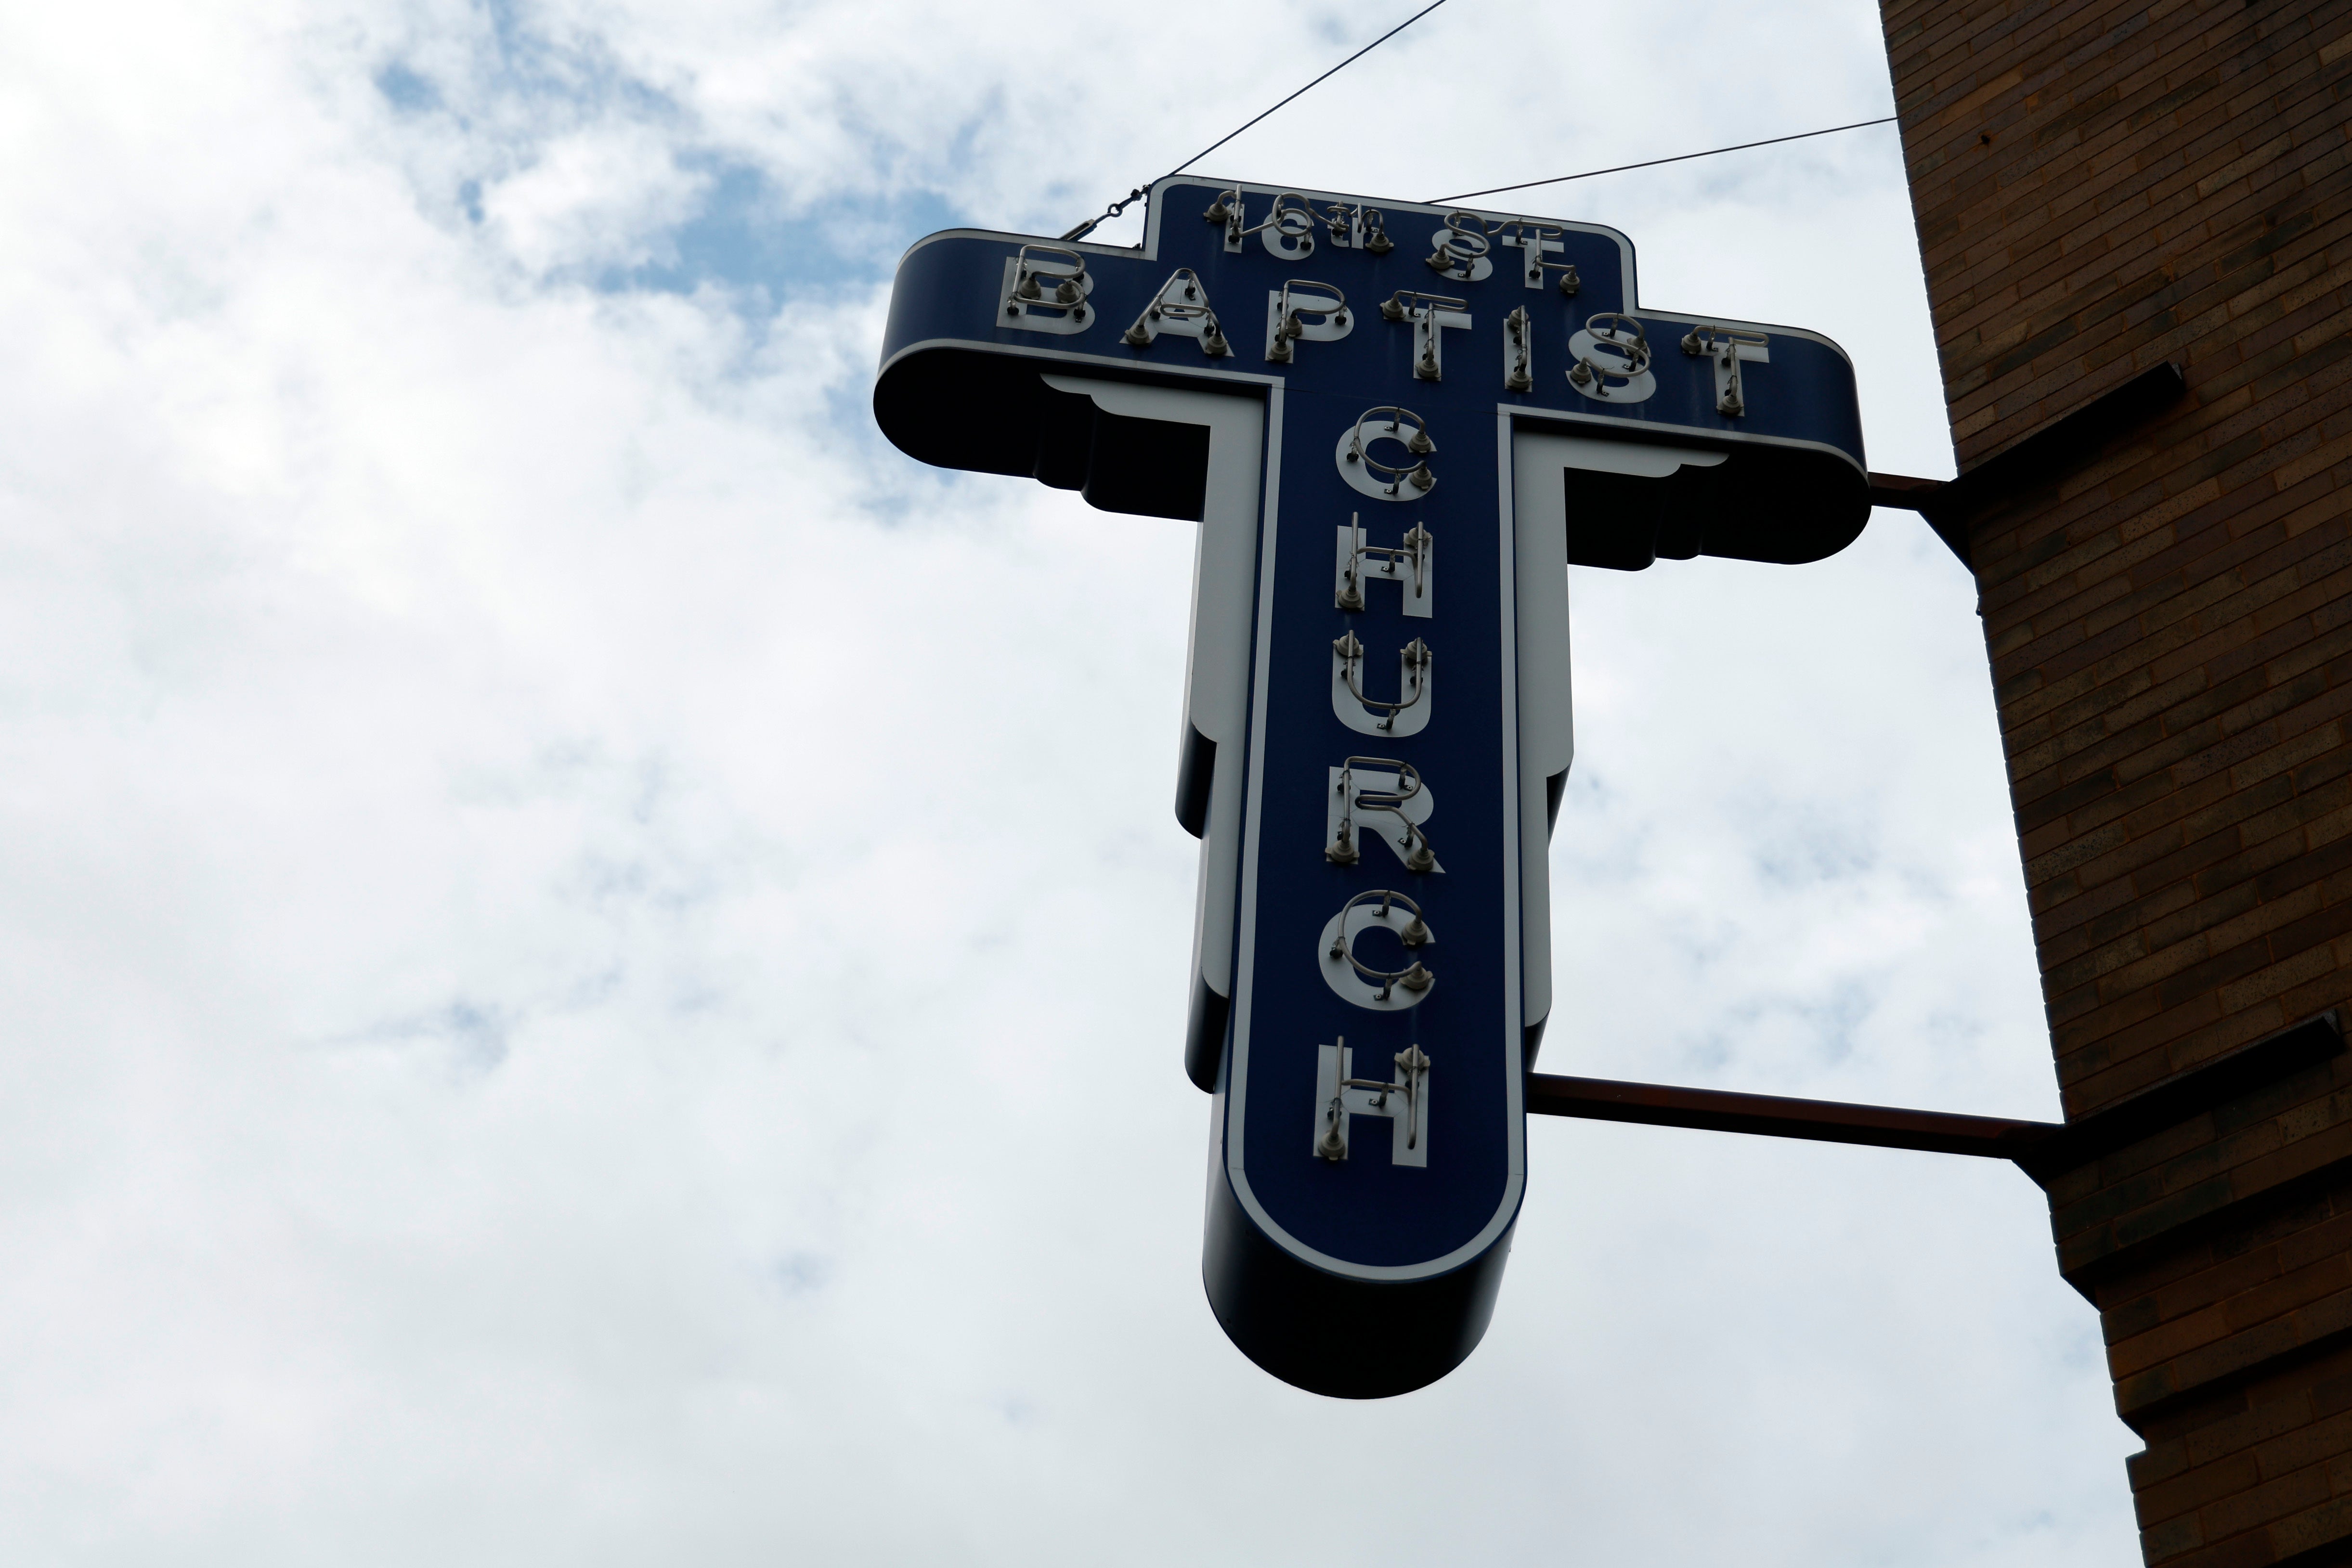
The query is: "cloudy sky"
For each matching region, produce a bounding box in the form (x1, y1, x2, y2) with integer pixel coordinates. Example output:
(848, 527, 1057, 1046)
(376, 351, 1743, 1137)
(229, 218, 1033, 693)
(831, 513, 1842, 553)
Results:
(0, 0, 2144, 1562)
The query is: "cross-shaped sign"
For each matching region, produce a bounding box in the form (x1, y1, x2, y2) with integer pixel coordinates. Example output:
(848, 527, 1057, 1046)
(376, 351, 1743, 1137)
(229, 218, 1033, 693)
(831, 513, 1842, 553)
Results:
(875, 177, 1870, 1399)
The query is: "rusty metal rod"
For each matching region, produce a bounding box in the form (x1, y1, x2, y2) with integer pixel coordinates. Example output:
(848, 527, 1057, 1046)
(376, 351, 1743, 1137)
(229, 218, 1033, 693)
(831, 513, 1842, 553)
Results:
(1525, 1072, 2061, 1161)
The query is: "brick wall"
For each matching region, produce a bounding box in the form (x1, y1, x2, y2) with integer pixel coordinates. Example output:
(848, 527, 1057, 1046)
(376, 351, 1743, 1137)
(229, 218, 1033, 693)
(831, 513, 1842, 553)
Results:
(1877, 0, 2352, 1561)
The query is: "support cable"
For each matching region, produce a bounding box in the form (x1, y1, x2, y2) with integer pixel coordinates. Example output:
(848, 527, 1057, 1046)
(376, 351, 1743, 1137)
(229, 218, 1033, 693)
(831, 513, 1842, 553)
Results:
(1429, 116, 1899, 205)
(1060, 0, 1450, 241)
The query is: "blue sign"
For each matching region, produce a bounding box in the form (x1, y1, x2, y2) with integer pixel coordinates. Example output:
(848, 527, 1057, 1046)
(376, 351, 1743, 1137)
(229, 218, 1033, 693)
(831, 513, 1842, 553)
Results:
(876, 178, 1869, 1398)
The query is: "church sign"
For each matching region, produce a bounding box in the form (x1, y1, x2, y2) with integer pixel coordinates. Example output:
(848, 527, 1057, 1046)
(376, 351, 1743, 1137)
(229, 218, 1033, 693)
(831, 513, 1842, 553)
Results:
(875, 176, 1868, 1397)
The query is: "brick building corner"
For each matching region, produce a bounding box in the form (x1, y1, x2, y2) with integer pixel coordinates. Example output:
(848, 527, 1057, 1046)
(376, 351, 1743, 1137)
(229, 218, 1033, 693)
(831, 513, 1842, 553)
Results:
(1874, 0, 2352, 1561)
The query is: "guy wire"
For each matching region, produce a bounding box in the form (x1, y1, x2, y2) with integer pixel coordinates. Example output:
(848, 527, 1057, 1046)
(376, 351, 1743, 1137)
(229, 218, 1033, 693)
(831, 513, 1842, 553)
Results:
(1060, 0, 1450, 240)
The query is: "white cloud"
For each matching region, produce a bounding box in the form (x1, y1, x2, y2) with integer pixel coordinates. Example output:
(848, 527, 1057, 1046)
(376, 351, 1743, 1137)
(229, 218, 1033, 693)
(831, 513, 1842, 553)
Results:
(0, 0, 2140, 1562)
(479, 125, 710, 275)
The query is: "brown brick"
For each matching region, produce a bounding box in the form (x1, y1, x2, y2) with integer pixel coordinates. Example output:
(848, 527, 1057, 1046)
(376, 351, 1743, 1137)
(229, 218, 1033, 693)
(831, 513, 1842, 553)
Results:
(1882, 0, 2352, 1557)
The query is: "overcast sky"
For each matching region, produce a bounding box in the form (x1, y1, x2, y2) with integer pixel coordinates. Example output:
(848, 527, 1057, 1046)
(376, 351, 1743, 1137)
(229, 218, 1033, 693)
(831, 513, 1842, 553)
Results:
(0, 0, 2144, 1562)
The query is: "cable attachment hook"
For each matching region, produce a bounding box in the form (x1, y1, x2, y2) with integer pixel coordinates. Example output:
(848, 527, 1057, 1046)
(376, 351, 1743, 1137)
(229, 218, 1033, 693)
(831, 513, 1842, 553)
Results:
(1058, 187, 1143, 244)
